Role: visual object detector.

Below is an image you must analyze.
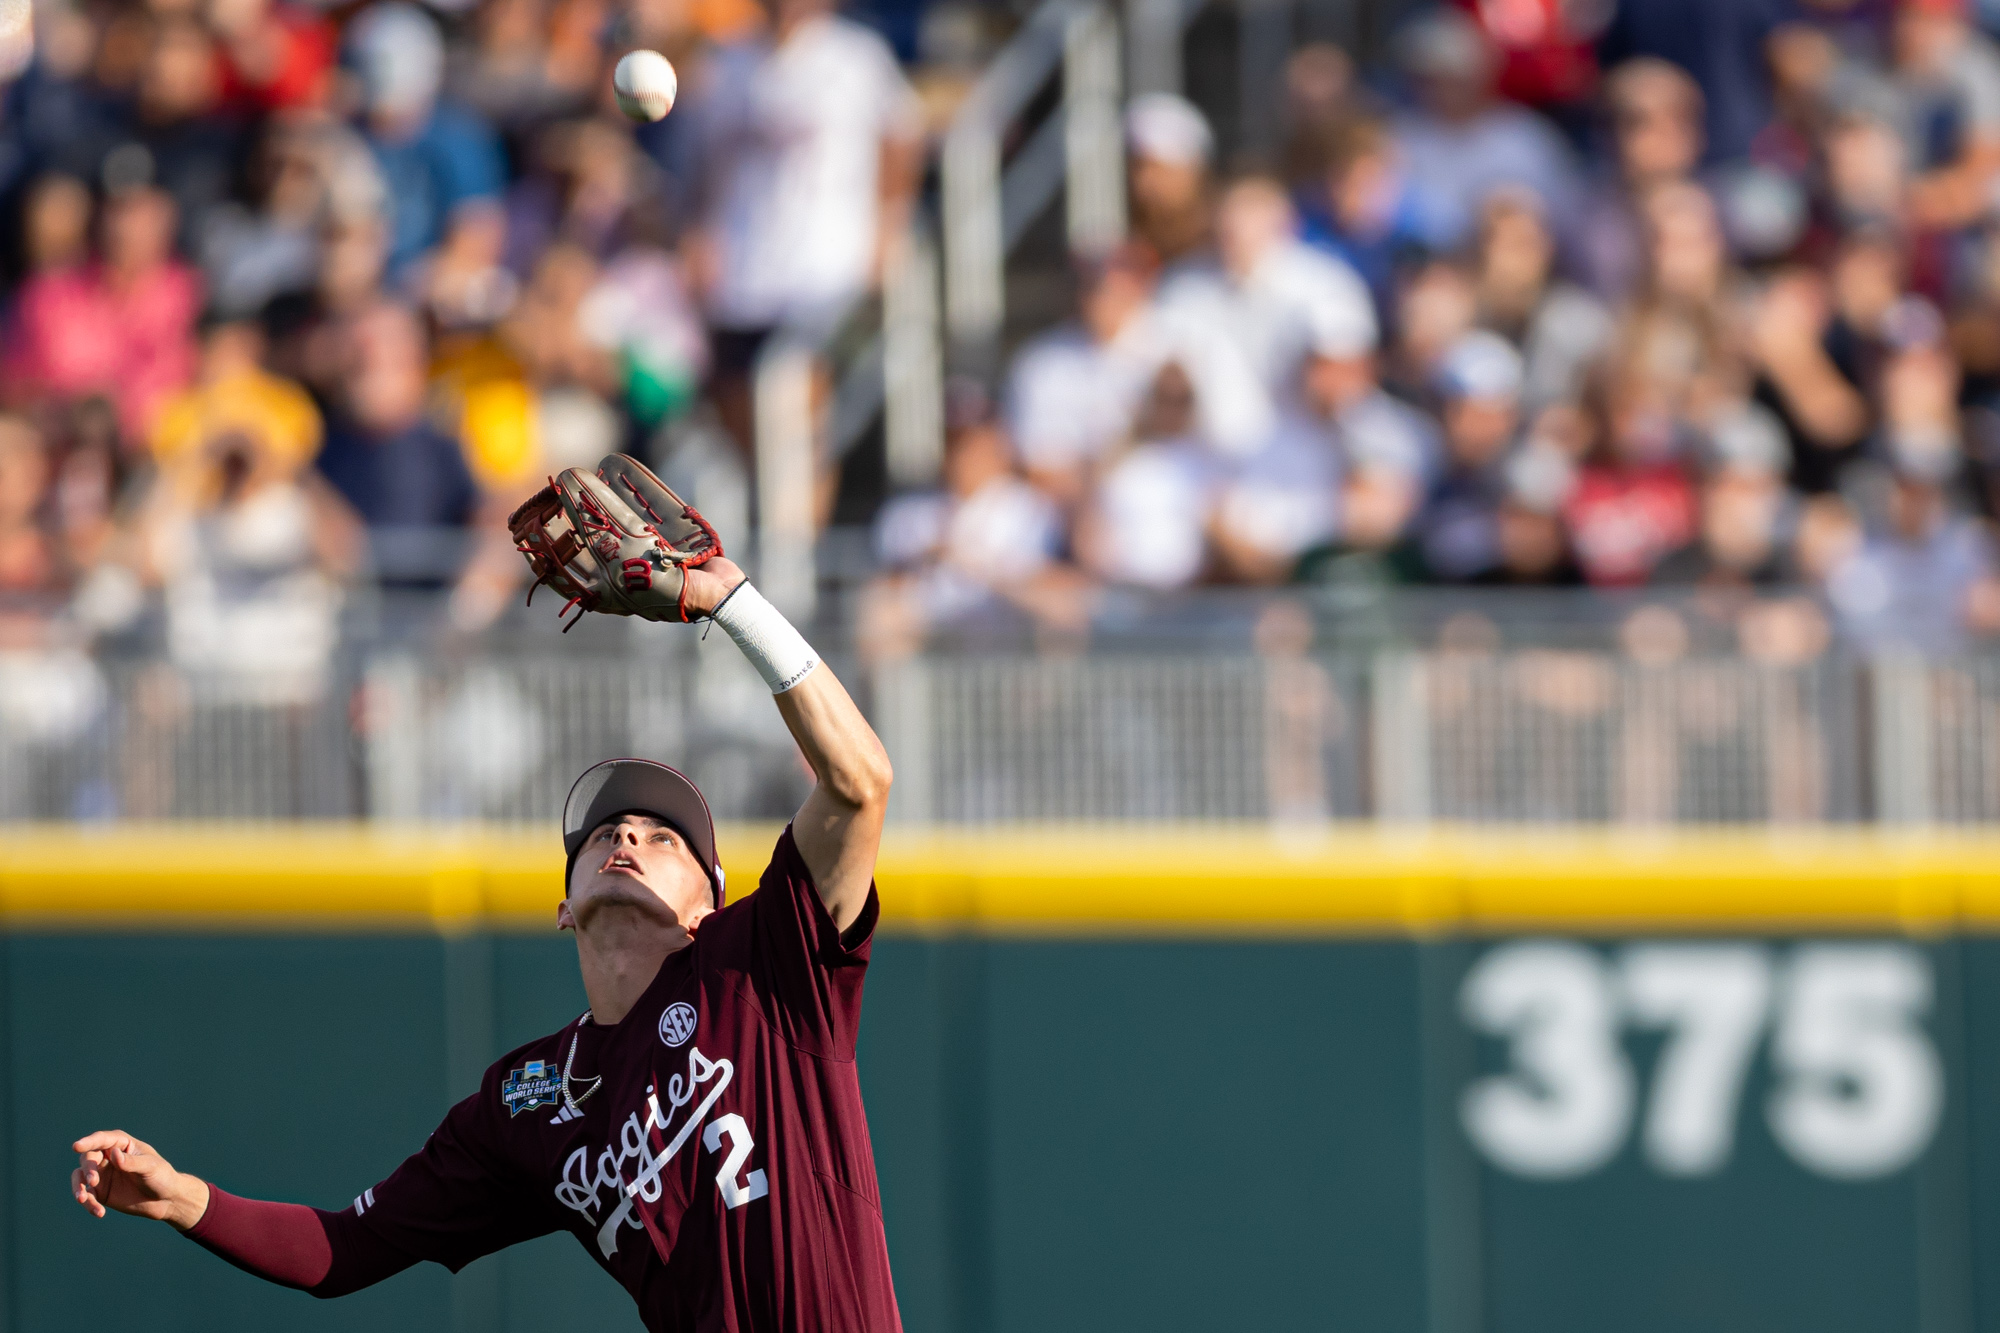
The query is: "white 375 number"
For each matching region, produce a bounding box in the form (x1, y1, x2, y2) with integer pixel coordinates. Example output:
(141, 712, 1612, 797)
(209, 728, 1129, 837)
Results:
(1460, 941, 1943, 1181)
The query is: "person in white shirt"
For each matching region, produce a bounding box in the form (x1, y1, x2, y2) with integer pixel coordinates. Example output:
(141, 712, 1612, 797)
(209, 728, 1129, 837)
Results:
(1388, 9, 1580, 251)
(1213, 296, 1436, 582)
(1156, 174, 1376, 408)
(1074, 362, 1222, 591)
(869, 384, 1088, 644)
(689, 0, 925, 468)
(1005, 242, 1273, 506)
(693, 0, 925, 341)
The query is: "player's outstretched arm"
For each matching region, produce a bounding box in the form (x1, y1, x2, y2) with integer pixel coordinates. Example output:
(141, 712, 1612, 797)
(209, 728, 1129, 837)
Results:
(71, 1127, 423, 1296)
(770, 661, 893, 933)
(683, 558, 893, 933)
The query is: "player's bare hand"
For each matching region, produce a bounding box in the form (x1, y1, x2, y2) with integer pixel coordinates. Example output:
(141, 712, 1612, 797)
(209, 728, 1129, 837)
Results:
(682, 557, 748, 620)
(71, 1130, 210, 1230)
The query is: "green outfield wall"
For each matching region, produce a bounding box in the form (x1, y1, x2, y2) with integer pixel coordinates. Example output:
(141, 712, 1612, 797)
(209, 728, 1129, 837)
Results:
(7, 826, 2000, 1333)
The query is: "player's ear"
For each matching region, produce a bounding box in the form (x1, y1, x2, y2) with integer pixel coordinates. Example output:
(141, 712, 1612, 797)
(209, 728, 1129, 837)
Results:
(556, 899, 576, 932)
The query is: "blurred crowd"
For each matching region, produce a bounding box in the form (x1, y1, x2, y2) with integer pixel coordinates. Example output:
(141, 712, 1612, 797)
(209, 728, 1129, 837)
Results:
(7, 0, 2000, 697)
(872, 0, 2000, 660)
(0, 0, 928, 705)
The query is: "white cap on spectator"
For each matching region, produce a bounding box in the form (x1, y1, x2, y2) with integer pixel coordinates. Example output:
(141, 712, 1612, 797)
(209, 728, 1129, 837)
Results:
(1504, 442, 1576, 515)
(1306, 294, 1378, 360)
(1706, 400, 1791, 475)
(1890, 427, 1962, 482)
(1126, 93, 1214, 167)
(1436, 330, 1524, 402)
(1394, 9, 1494, 82)
(348, 3, 445, 119)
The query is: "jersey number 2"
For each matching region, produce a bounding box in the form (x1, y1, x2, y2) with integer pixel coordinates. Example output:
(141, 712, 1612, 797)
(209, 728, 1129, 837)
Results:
(704, 1113, 770, 1208)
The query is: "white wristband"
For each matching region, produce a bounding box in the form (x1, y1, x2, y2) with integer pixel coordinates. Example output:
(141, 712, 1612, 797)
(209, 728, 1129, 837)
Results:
(709, 580, 820, 693)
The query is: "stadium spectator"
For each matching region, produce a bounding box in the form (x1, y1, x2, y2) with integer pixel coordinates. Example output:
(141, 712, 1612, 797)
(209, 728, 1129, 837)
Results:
(1005, 242, 1269, 506)
(869, 381, 1084, 640)
(1821, 91, 1915, 238)
(577, 243, 711, 434)
(1563, 369, 1700, 587)
(140, 412, 359, 701)
(1822, 460, 2000, 651)
(209, 0, 338, 115)
(1280, 43, 1355, 163)
(316, 301, 479, 581)
(1412, 330, 1526, 581)
(1458, 0, 1603, 116)
(347, 4, 508, 276)
(691, 0, 923, 356)
(198, 115, 384, 320)
(1596, 0, 1790, 163)
(1574, 59, 1706, 303)
(1157, 175, 1376, 408)
(1750, 266, 1872, 496)
(1471, 188, 1611, 413)
(0, 414, 62, 617)
(128, 16, 246, 251)
(151, 315, 323, 481)
(504, 118, 673, 277)
(47, 399, 132, 613)
(1383, 257, 1478, 404)
(1214, 302, 1432, 580)
(1125, 93, 1215, 268)
(1887, 0, 2000, 234)
(1655, 402, 1795, 587)
(17, 173, 91, 279)
(1491, 442, 1582, 584)
(448, 0, 607, 134)
(1389, 8, 1580, 252)
(1314, 336, 1437, 556)
(2, 183, 200, 444)
(0, 413, 107, 809)
(1296, 115, 1451, 316)
(1213, 395, 1345, 586)
(1073, 362, 1219, 590)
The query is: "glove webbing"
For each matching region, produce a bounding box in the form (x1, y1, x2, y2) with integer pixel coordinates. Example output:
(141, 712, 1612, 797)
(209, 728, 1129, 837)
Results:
(605, 470, 723, 625)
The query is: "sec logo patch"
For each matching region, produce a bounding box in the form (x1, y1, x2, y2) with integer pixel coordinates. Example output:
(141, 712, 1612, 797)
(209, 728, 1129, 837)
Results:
(659, 1002, 697, 1047)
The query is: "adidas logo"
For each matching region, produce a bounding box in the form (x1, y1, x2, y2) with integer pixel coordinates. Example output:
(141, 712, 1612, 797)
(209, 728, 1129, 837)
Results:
(550, 1104, 584, 1126)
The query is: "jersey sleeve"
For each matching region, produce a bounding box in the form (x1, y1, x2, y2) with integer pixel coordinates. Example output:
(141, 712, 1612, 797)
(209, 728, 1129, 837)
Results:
(740, 824, 878, 1060)
(184, 1186, 421, 1298)
(348, 1067, 560, 1271)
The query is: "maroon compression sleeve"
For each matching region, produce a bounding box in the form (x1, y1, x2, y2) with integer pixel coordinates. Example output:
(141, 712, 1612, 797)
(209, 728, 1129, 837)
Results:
(184, 1186, 418, 1298)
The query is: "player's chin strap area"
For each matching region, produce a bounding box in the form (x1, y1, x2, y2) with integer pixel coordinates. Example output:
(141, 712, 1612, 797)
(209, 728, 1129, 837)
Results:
(707, 581, 820, 694)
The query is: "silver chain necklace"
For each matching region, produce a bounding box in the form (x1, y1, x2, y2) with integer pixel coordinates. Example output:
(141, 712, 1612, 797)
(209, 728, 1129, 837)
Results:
(560, 1019, 602, 1115)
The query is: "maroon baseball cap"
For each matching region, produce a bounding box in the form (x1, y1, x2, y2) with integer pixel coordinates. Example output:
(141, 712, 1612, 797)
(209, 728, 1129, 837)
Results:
(562, 759, 723, 906)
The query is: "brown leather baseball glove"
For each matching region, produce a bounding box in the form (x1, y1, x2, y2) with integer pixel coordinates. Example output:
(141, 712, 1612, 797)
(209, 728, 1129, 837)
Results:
(508, 454, 723, 629)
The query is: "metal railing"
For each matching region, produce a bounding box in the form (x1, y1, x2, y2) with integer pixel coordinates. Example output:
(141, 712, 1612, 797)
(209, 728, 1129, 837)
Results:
(875, 652, 1368, 821)
(942, 0, 1125, 363)
(750, 0, 1127, 617)
(747, 227, 948, 617)
(11, 638, 2000, 825)
(1381, 652, 1867, 824)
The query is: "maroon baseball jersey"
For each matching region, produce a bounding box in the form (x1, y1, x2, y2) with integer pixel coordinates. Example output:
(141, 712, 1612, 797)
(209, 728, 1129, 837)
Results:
(348, 827, 900, 1332)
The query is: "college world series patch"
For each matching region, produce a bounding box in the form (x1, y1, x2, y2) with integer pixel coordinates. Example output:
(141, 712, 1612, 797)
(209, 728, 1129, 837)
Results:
(501, 1059, 563, 1117)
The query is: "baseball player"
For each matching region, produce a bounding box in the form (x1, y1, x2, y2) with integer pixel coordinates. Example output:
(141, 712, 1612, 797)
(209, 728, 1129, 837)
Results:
(69, 458, 900, 1330)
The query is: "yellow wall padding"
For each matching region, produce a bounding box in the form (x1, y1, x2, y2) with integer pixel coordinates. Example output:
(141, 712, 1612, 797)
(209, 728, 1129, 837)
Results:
(5, 824, 2000, 936)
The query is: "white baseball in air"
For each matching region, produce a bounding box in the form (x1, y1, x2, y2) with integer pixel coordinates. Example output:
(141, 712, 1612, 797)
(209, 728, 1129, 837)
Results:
(613, 50, 677, 123)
